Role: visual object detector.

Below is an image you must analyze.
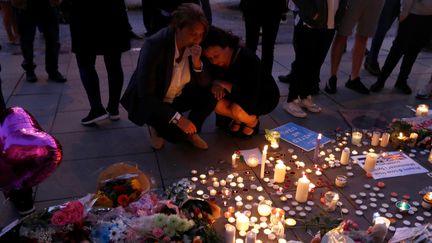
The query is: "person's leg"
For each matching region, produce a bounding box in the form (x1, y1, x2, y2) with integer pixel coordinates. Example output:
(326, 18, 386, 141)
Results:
(39, 6, 62, 80)
(215, 99, 239, 132)
(260, 12, 281, 76)
(75, 53, 108, 124)
(1, 3, 18, 43)
(325, 34, 348, 93)
(244, 9, 261, 54)
(15, 8, 37, 78)
(351, 34, 369, 80)
(104, 52, 124, 118)
(5, 187, 35, 215)
(230, 103, 258, 135)
(365, 0, 400, 74)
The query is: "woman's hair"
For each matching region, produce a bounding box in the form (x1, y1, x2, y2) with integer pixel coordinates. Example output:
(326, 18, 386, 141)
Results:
(171, 3, 209, 32)
(200, 26, 240, 49)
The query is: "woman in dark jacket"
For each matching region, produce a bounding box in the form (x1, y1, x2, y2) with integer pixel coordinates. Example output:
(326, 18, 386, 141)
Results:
(201, 26, 280, 136)
(69, 0, 130, 125)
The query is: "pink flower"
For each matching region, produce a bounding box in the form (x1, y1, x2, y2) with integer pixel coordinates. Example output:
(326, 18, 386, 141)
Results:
(51, 211, 70, 226)
(152, 227, 164, 238)
(162, 236, 171, 242)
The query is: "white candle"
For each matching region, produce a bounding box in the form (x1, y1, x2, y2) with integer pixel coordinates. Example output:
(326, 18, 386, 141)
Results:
(364, 152, 378, 172)
(220, 180, 226, 186)
(408, 133, 418, 147)
(232, 154, 238, 168)
(380, 133, 390, 147)
(257, 200, 272, 216)
(416, 104, 429, 117)
(313, 133, 322, 162)
(246, 156, 259, 167)
(273, 161, 286, 183)
(225, 224, 236, 243)
(371, 131, 381, 146)
(210, 189, 217, 196)
(236, 213, 250, 231)
(340, 147, 350, 165)
(245, 231, 256, 243)
(351, 131, 362, 145)
(295, 173, 310, 203)
(260, 145, 268, 179)
(213, 181, 220, 188)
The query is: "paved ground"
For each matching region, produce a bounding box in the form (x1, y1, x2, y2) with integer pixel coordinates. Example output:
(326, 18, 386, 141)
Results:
(1, 1, 432, 241)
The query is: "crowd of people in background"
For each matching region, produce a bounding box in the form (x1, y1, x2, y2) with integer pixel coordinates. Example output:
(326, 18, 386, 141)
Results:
(0, 0, 432, 217)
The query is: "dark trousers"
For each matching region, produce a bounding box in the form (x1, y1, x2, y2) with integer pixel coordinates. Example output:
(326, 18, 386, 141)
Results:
(366, 0, 400, 63)
(244, 11, 281, 76)
(378, 14, 432, 84)
(141, 0, 168, 35)
(4, 187, 34, 211)
(288, 24, 335, 102)
(0, 64, 5, 111)
(148, 83, 216, 143)
(15, 6, 60, 73)
(76, 53, 124, 114)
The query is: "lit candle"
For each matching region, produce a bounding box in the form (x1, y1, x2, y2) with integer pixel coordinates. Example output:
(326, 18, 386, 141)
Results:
(245, 231, 256, 243)
(246, 156, 259, 167)
(270, 208, 285, 225)
(236, 213, 250, 231)
(380, 132, 390, 147)
(313, 133, 322, 162)
(416, 104, 429, 117)
(407, 133, 418, 147)
(260, 145, 268, 179)
(373, 216, 391, 242)
(395, 201, 411, 213)
(257, 200, 272, 216)
(374, 216, 390, 228)
(220, 180, 227, 186)
(273, 161, 286, 183)
(335, 175, 347, 188)
(225, 224, 236, 243)
(315, 169, 322, 176)
(364, 152, 378, 172)
(421, 192, 432, 209)
(213, 181, 220, 188)
(351, 131, 362, 145)
(232, 153, 238, 168)
(210, 189, 217, 196)
(371, 131, 381, 146)
(285, 218, 296, 226)
(295, 173, 310, 203)
(322, 191, 339, 212)
(340, 147, 350, 165)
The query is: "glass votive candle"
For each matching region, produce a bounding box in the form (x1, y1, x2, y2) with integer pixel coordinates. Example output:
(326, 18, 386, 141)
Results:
(335, 175, 347, 188)
(322, 191, 339, 212)
(421, 192, 432, 209)
(351, 129, 363, 146)
(416, 104, 429, 117)
(395, 201, 411, 213)
(257, 200, 272, 216)
(246, 155, 259, 167)
(267, 131, 281, 149)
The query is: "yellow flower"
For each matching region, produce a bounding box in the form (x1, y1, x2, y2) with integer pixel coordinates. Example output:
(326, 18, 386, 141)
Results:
(130, 179, 141, 191)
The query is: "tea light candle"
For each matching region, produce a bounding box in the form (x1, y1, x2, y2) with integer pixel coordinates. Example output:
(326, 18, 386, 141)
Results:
(213, 181, 220, 188)
(335, 175, 347, 188)
(421, 192, 432, 209)
(380, 132, 390, 147)
(210, 189, 217, 196)
(295, 173, 310, 203)
(371, 131, 381, 146)
(246, 156, 259, 168)
(273, 161, 286, 183)
(340, 147, 350, 165)
(220, 180, 227, 186)
(374, 216, 391, 228)
(364, 152, 378, 172)
(208, 170, 215, 176)
(236, 213, 250, 231)
(191, 177, 198, 182)
(237, 177, 244, 183)
(232, 153, 238, 168)
(351, 131, 362, 145)
(257, 200, 272, 216)
(285, 218, 296, 226)
(225, 224, 236, 243)
(315, 169, 322, 176)
(199, 174, 206, 179)
(416, 104, 429, 117)
(259, 145, 268, 179)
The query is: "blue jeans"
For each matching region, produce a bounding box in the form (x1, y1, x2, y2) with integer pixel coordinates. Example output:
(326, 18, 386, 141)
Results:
(366, 0, 400, 64)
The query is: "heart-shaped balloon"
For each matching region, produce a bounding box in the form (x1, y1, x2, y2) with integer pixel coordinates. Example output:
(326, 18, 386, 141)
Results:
(0, 107, 62, 192)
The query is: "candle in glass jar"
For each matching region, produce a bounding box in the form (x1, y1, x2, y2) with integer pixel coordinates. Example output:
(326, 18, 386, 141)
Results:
(335, 175, 347, 188)
(246, 155, 259, 167)
(245, 231, 256, 243)
(407, 132, 418, 147)
(257, 200, 272, 216)
(270, 208, 285, 225)
(380, 132, 390, 147)
(416, 104, 429, 117)
(421, 192, 432, 209)
(260, 145, 268, 179)
(371, 131, 381, 146)
(236, 213, 250, 231)
(340, 147, 350, 165)
(364, 152, 378, 172)
(295, 173, 310, 203)
(273, 161, 286, 183)
(351, 131, 362, 145)
(225, 224, 236, 243)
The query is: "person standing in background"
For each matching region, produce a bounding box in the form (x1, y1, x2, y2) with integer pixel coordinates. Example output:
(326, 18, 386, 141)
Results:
(0, 0, 19, 44)
(240, 0, 287, 76)
(69, 0, 130, 125)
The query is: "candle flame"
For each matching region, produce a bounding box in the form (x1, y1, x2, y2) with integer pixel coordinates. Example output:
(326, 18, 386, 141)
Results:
(263, 145, 268, 152)
(398, 132, 404, 138)
(318, 133, 322, 139)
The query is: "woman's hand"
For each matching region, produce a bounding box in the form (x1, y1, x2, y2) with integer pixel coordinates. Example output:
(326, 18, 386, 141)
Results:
(211, 84, 225, 100)
(189, 44, 202, 70)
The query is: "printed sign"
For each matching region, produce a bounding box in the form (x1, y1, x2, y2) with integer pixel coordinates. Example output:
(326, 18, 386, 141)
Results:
(272, 122, 331, 151)
(353, 151, 429, 179)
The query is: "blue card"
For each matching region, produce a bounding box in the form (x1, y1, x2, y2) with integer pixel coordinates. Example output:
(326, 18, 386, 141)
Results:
(272, 122, 331, 151)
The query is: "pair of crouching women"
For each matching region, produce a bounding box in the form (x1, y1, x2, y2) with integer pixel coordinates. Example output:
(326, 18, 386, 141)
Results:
(121, 3, 279, 150)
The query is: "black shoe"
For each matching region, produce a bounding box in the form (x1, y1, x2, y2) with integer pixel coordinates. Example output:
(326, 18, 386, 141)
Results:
(26, 71, 38, 83)
(394, 81, 412, 94)
(364, 60, 381, 76)
(324, 76, 337, 94)
(370, 81, 385, 92)
(106, 108, 120, 121)
(48, 71, 67, 83)
(8, 188, 35, 216)
(81, 109, 108, 125)
(278, 74, 292, 84)
(130, 31, 142, 39)
(345, 77, 370, 94)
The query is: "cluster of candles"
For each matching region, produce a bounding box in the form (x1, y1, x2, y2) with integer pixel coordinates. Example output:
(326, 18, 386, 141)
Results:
(415, 104, 429, 117)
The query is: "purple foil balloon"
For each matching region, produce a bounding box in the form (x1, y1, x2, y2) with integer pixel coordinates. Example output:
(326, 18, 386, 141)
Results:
(0, 107, 62, 192)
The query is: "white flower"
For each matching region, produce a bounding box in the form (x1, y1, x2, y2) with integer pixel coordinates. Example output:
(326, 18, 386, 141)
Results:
(164, 226, 177, 237)
(109, 227, 125, 242)
(167, 214, 181, 229)
(153, 213, 168, 227)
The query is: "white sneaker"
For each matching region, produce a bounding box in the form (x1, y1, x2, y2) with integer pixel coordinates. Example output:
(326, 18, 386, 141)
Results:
(300, 96, 322, 113)
(283, 101, 307, 118)
(147, 126, 164, 150)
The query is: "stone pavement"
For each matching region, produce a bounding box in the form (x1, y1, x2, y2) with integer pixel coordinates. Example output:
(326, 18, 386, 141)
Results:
(0, 1, 431, 241)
